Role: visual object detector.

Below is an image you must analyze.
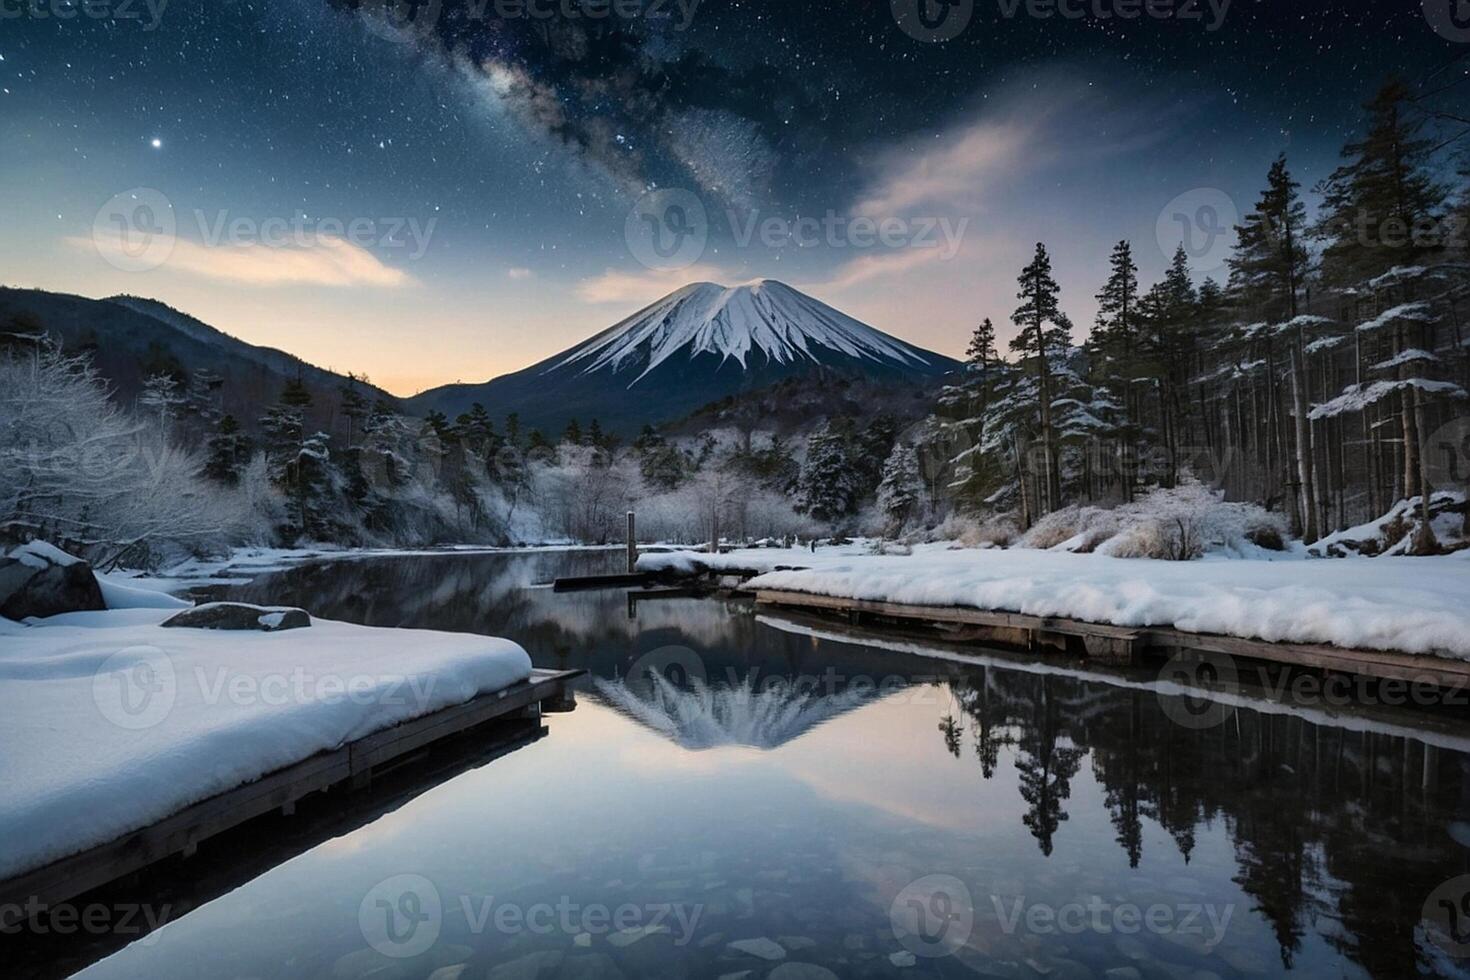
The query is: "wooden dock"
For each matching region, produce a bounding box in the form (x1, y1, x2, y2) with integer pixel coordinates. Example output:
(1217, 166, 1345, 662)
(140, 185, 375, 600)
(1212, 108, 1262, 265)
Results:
(754, 589, 1470, 691)
(0, 667, 582, 928)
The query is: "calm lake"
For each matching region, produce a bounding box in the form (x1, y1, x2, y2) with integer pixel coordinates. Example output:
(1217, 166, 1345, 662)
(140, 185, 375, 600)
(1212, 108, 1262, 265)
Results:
(63, 550, 1470, 979)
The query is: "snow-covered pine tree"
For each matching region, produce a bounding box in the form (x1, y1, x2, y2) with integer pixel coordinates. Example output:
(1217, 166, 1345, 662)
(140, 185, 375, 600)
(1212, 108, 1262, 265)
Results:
(797, 421, 860, 524)
(204, 414, 250, 485)
(1090, 240, 1141, 499)
(337, 373, 370, 449)
(876, 442, 923, 535)
(139, 372, 186, 427)
(1230, 155, 1318, 538)
(1010, 243, 1070, 518)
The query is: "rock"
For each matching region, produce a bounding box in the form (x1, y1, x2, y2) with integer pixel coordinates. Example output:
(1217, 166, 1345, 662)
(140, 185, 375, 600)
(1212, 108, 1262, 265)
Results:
(1114, 935, 1150, 960)
(488, 950, 564, 980)
(553, 953, 626, 980)
(889, 951, 917, 967)
(161, 601, 311, 631)
(574, 932, 592, 947)
(607, 924, 669, 947)
(1103, 969, 1142, 980)
(777, 936, 817, 951)
(0, 543, 105, 620)
(768, 965, 840, 980)
(727, 937, 786, 961)
(427, 967, 469, 980)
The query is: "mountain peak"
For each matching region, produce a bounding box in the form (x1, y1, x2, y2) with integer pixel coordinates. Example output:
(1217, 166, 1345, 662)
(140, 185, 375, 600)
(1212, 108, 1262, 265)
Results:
(554, 279, 941, 386)
(407, 280, 956, 435)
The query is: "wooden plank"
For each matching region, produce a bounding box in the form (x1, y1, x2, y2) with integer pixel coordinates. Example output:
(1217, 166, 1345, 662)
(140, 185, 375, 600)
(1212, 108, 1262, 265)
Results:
(0, 668, 583, 921)
(754, 589, 1470, 689)
(553, 572, 654, 592)
(755, 590, 1144, 640)
(627, 587, 707, 601)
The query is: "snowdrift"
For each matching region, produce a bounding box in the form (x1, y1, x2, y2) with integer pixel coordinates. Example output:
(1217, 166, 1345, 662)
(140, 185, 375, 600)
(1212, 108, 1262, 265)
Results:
(0, 607, 531, 879)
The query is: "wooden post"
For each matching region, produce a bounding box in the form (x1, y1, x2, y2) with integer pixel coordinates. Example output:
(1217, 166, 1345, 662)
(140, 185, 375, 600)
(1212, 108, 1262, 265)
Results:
(626, 511, 636, 573)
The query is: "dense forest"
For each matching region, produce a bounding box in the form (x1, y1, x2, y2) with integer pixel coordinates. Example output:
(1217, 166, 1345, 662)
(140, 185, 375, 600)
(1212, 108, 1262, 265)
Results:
(1, 78, 1467, 567)
(928, 79, 1470, 554)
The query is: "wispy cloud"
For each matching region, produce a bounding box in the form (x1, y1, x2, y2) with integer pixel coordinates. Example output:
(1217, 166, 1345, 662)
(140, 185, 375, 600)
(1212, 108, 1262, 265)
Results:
(78, 233, 416, 288)
(507, 266, 534, 280)
(576, 263, 736, 306)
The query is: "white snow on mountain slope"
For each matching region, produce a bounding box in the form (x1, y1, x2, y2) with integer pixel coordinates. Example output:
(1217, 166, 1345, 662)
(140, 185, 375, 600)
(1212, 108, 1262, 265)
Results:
(553, 280, 940, 386)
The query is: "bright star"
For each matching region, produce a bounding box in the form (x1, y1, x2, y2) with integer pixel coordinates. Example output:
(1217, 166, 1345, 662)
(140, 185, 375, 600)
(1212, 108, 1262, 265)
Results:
(150, 138, 162, 149)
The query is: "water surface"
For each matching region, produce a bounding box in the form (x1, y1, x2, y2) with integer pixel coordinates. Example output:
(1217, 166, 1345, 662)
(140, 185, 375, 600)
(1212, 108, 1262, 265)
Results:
(67, 550, 1470, 979)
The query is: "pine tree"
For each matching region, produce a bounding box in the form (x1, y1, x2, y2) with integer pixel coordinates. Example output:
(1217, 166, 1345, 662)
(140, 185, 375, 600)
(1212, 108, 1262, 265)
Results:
(1314, 80, 1447, 286)
(260, 380, 330, 541)
(1010, 243, 1069, 517)
(563, 417, 583, 446)
(1092, 239, 1140, 377)
(204, 414, 249, 485)
(338, 373, 370, 449)
(966, 318, 997, 370)
(139, 372, 185, 426)
(797, 422, 860, 524)
(1092, 240, 1141, 498)
(876, 442, 923, 534)
(1313, 80, 1452, 537)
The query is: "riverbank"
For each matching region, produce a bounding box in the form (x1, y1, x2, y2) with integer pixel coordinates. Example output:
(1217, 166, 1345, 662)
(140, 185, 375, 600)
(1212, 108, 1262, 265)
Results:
(639, 543, 1470, 661)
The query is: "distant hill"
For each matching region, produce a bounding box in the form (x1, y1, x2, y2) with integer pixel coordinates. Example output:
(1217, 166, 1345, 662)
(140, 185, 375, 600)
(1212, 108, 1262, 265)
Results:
(406, 279, 960, 436)
(0, 288, 399, 430)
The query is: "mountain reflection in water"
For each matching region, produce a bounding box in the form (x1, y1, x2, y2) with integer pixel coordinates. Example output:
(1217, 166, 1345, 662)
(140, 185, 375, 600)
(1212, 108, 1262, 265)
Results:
(82, 548, 1462, 980)
(594, 673, 877, 750)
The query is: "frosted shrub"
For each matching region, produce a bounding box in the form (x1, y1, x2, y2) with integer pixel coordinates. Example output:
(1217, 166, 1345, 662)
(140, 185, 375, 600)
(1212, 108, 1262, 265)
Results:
(930, 512, 1020, 548)
(1087, 481, 1288, 559)
(1019, 506, 1120, 551)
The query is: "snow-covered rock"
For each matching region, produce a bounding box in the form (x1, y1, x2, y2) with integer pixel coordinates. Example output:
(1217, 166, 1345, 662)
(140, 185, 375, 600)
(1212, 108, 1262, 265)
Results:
(0, 542, 105, 621)
(162, 601, 311, 631)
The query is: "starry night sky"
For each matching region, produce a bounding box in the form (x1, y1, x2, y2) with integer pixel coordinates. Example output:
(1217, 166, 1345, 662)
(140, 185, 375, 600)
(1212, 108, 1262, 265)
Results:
(2, 0, 1465, 393)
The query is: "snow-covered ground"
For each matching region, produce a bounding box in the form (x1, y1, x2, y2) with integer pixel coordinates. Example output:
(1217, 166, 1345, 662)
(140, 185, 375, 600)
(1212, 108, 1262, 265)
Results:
(0, 594, 531, 879)
(640, 543, 1470, 659)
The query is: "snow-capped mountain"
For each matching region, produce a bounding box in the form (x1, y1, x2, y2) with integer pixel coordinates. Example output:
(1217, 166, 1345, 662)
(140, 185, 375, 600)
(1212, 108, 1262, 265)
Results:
(408, 279, 958, 435)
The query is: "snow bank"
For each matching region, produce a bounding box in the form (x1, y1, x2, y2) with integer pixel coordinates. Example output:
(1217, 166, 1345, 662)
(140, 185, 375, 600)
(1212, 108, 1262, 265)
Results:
(97, 573, 194, 610)
(737, 544, 1470, 659)
(0, 609, 532, 879)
